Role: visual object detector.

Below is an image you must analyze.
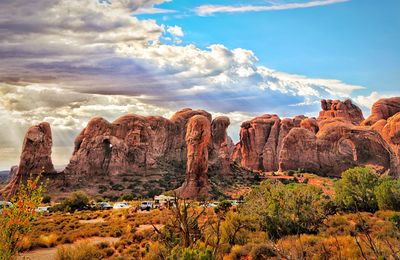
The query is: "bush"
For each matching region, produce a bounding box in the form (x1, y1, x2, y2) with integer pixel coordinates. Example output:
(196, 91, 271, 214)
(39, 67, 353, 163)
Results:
(60, 192, 90, 212)
(56, 242, 103, 260)
(42, 194, 51, 204)
(249, 243, 277, 259)
(244, 180, 331, 240)
(118, 193, 135, 201)
(334, 167, 379, 212)
(375, 177, 400, 211)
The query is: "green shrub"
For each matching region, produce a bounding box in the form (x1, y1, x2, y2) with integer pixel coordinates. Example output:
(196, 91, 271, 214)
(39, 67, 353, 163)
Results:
(334, 167, 379, 212)
(60, 192, 90, 212)
(244, 180, 331, 240)
(42, 194, 52, 204)
(118, 193, 135, 201)
(375, 177, 400, 211)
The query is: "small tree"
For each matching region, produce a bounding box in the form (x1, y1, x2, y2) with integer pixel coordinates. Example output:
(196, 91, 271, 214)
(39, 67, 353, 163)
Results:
(60, 192, 89, 212)
(0, 175, 45, 259)
(375, 177, 400, 211)
(334, 167, 380, 212)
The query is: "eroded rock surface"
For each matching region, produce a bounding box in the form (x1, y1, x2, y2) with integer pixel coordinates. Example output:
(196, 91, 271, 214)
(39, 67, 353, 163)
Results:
(362, 97, 400, 126)
(176, 115, 211, 198)
(318, 99, 364, 124)
(1, 122, 56, 197)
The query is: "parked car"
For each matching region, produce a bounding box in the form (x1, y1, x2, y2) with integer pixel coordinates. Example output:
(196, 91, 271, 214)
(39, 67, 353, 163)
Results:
(139, 201, 153, 211)
(0, 201, 12, 213)
(98, 202, 113, 210)
(35, 206, 51, 213)
(113, 202, 131, 209)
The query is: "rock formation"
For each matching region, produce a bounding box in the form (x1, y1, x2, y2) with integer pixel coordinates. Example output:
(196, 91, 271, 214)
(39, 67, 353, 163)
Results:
(232, 99, 399, 177)
(362, 97, 400, 126)
(318, 99, 364, 124)
(1, 122, 56, 197)
(209, 116, 232, 174)
(176, 115, 211, 198)
(2, 97, 400, 199)
(279, 119, 398, 176)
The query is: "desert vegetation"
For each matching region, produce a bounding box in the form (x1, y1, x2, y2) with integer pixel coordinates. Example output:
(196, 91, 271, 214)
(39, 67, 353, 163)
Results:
(2, 167, 400, 259)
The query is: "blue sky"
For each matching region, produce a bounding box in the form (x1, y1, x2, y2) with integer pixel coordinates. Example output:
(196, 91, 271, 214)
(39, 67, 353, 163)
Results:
(141, 0, 400, 96)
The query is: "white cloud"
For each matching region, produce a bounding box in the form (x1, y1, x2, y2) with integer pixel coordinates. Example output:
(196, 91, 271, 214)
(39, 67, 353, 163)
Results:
(0, 0, 376, 169)
(353, 91, 388, 109)
(167, 25, 184, 37)
(195, 0, 350, 16)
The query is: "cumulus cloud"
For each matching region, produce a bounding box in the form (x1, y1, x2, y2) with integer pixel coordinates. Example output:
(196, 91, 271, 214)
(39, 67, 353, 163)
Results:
(0, 0, 372, 169)
(195, 0, 350, 16)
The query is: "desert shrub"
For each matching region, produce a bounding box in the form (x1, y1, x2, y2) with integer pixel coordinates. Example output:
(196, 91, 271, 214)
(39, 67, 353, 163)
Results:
(38, 233, 58, 247)
(244, 180, 331, 240)
(375, 177, 400, 211)
(0, 175, 45, 259)
(56, 242, 103, 260)
(42, 194, 51, 204)
(249, 243, 277, 259)
(111, 184, 124, 191)
(60, 192, 90, 212)
(222, 211, 254, 246)
(335, 167, 380, 212)
(118, 193, 135, 201)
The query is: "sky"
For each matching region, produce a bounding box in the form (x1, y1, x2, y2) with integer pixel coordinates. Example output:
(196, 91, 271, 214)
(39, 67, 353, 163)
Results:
(0, 0, 399, 170)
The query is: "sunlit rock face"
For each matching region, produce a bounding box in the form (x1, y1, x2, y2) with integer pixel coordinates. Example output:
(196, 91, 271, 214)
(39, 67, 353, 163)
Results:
(318, 99, 364, 125)
(0, 108, 234, 199)
(362, 97, 400, 126)
(279, 119, 398, 177)
(176, 115, 211, 199)
(232, 98, 400, 177)
(1, 122, 56, 197)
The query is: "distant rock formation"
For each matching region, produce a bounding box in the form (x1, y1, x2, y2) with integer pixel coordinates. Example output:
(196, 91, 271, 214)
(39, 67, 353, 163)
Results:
(1, 122, 56, 197)
(232, 99, 399, 177)
(362, 97, 400, 126)
(2, 97, 400, 199)
(176, 115, 211, 198)
(318, 99, 364, 124)
(279, 118, 398, 177)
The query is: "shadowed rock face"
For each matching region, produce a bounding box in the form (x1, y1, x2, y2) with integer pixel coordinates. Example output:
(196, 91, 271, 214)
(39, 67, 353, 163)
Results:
(1, 122, 56, 197)
(176, 115, 211, 199)
(318, 99, 364, 124)
(210, 116, 232, 174)
(362, 97, 400, 126)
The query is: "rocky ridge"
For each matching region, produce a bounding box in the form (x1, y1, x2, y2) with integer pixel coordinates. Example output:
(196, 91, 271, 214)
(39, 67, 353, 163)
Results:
(1, 98, 400, 199)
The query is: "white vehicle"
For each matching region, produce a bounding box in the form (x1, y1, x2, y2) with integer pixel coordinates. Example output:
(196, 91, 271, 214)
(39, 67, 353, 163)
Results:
(36, 206, 51, 213)
(0, 201, 12, 213)
(139, 201, 153, 211)
(113, 202, 131, 209)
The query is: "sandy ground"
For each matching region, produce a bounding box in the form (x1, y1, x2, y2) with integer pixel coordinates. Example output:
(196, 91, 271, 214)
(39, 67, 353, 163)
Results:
(17, 237, 119, 260)
(136, 224, 164, 232)
(78, 218, 105, 224)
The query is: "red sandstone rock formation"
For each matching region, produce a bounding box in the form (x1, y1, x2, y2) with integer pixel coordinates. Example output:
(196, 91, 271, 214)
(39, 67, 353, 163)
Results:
(279, 118, 398, 176)
(318, 99, 364, 124)
(1, 122, 56, 197)
(362, 97, 400, 126)
(176, 115, 211, 198)
(209, 116, 232, 174)
(232, 114, 305, 172)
